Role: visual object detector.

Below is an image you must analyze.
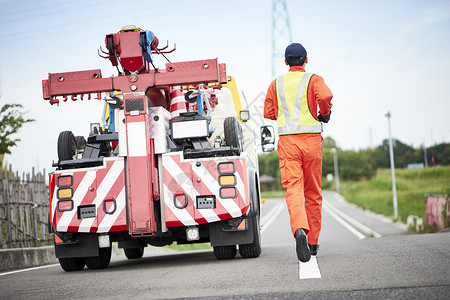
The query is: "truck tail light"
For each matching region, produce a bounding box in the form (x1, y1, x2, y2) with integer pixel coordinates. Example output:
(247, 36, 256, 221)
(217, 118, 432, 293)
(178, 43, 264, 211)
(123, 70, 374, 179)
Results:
(57, 188, 73, 199)
(218, 162, 235, 174)
(220, 187, 237, 199)
(56, 175, 74, 211)
(57, 200, 74, 212)
(57, 175, 73, 187)
(219, 175, 236, 186)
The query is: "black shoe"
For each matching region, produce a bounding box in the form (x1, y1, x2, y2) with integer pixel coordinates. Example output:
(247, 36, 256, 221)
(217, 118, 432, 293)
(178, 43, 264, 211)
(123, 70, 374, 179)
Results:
(294, 229, 311, 262)
(308, 243, 319, 256)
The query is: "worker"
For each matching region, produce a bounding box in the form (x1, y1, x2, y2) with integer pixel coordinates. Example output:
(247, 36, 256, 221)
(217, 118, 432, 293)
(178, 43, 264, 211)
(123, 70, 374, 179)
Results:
(264, 43, 333, 262)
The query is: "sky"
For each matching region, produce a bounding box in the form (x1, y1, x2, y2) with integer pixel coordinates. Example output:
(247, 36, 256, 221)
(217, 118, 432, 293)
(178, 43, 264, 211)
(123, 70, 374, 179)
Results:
(0, 0, 449, 174)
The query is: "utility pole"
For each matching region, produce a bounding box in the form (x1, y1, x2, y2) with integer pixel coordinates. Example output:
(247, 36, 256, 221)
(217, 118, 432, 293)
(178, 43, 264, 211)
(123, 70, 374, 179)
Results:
(331, 148, 340, 194)
(271, 0, 292, 78)
(423, 142, 428, 168)
(385, 111, 398, 219)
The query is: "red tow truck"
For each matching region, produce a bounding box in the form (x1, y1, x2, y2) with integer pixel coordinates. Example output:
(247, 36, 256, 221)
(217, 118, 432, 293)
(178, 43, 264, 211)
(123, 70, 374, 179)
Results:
(43, 25, 275, 271)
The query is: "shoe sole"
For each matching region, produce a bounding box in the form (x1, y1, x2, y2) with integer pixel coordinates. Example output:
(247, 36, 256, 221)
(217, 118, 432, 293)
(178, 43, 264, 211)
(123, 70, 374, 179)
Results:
(296, 233, 311, 262)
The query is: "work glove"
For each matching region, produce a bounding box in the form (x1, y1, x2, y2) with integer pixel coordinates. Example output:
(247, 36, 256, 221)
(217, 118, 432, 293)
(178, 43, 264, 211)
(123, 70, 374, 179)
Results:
(318, 111, 331, 123)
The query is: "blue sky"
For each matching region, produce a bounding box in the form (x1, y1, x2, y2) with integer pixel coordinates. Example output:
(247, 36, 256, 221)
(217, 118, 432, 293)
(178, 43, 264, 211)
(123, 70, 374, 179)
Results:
(0, 0, 449, 174)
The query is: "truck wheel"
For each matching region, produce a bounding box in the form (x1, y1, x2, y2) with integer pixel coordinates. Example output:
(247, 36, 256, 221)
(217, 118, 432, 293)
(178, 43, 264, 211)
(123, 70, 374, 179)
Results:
(124, 247, 144, 259)
(58, 131, 77, 161)
(75, 136, 86, 151)
(239, 214, 262, 258)
(58, 257, 85, 272)
(213, 245, 237, 260)
(224, 117, 243, 152)
(85, 247, 111, 269)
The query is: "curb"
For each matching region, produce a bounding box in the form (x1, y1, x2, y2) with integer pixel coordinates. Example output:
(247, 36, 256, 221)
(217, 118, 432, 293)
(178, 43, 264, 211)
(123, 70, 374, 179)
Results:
(0, 243, 179, 272)
(0, 246, 58, 272)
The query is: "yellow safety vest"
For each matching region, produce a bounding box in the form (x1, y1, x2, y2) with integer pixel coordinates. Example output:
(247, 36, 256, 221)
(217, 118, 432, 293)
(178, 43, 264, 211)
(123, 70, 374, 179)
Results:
(276, 72, 322, 135)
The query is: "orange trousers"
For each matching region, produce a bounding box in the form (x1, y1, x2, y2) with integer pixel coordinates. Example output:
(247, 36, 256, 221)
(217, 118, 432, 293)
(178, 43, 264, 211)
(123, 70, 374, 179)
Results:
(278, 134, 323, 245)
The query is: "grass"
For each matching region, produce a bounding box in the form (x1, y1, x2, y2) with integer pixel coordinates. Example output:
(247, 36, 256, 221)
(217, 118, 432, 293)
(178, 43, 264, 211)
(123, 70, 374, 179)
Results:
(261, 190, 286, 199)
(165, 243, 212, 251)
(340, 166, 450, 229)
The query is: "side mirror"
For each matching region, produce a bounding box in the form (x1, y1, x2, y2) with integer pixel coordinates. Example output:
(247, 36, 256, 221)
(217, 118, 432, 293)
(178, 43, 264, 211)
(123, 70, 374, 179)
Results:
(260, 125, 275, 152)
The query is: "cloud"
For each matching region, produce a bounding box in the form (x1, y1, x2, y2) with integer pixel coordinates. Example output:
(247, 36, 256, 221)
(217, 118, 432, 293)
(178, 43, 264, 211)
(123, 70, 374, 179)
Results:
(401, 7, 450, 32)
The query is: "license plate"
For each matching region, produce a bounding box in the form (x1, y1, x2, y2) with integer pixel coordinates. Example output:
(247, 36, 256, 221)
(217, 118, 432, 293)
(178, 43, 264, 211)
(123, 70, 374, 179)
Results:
(78, 205, 96, 219)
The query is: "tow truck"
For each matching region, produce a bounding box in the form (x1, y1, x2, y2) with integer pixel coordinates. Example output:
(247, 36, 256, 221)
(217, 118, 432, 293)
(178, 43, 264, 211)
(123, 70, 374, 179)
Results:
(43, 25, 275, 271)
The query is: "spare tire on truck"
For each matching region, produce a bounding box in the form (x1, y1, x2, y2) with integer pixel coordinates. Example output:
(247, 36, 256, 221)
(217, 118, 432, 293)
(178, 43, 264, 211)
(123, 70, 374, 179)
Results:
(75, 136, 86, 152)
(224, 117, 244, 153)
(57, 131, 77, 161)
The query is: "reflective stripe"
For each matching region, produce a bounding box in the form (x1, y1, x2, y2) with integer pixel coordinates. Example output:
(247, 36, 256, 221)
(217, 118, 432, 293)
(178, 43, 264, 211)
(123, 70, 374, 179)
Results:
(278, 124, 323, 134)
(292, 73, 312, 126)
(277, 76, 291, 126)
(276, 72, 322, 134)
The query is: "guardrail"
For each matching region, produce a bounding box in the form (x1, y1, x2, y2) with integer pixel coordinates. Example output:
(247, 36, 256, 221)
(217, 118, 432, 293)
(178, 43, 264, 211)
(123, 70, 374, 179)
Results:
(0, 166, 52, 248)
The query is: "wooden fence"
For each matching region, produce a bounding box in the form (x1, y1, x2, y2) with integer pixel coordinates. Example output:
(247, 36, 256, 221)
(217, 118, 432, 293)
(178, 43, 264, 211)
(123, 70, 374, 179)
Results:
(0, 166, 52, 248)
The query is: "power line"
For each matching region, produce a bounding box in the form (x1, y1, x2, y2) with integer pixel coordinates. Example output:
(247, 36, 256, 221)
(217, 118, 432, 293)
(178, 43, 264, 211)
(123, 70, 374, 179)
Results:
(0, 0, 207, 43)
(0, 0, 73, 17)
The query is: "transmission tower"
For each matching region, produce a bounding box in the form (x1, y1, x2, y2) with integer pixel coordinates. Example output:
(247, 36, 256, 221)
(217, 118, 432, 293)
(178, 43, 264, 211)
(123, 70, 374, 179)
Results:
(271, 0, 293, 78)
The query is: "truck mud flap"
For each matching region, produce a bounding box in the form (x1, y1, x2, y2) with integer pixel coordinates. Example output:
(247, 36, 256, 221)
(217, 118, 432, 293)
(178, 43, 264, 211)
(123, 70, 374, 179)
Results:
(55, 233, 99, 258)
(209, 218, 254, 247)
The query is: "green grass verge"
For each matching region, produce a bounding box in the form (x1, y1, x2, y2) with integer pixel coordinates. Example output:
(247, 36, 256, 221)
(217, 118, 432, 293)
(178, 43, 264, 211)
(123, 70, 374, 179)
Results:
(261, 190, 286, 199)
(165, 243, 212, 251)
(340, 166, 450, 227)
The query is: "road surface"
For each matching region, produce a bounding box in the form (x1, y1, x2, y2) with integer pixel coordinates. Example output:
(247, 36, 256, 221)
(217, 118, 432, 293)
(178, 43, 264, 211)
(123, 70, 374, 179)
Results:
(1, 191, 449, 299)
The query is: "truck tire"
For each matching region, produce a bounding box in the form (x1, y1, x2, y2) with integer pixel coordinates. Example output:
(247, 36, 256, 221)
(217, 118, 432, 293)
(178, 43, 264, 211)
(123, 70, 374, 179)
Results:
(124, 247, 144, 259)
(75, 136, 86, 151)
(224, 117, 243, 153)
(213, 245, 237, 260)
(58, 257, 85, 272)
(239, 214, 262, 258)
(239, 168, 262, 258)
(58, 131, 77, 161)
(85, 247, 111, 269)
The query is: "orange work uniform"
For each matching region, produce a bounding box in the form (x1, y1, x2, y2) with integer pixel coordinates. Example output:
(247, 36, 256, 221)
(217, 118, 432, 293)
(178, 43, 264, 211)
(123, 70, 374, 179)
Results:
(264, 66, 333, 245)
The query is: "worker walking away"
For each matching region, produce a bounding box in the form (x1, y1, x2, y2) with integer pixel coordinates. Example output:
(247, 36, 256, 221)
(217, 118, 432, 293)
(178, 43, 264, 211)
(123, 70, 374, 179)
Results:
(264, 43, 333, 262)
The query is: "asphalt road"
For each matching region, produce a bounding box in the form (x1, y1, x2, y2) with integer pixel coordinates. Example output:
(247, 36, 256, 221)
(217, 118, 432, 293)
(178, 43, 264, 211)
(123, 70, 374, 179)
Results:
(1, 193, 449, 299)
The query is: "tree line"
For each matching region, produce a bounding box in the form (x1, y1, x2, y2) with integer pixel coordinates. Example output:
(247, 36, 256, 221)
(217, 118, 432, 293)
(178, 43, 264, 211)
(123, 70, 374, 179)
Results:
(258, 136, 450, 188)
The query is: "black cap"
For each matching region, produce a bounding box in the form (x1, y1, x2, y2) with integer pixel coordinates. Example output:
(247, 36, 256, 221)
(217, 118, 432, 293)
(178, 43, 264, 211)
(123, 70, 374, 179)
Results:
(285, 43, 307, 58)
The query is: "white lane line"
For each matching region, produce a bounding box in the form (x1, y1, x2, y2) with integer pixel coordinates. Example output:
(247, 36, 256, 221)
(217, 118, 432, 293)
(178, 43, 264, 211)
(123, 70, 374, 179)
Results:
(261, 202, 285, 234)
(0, 263, 60, 277)
(323, 202, 366, 240)
(299, 256, 321, 279)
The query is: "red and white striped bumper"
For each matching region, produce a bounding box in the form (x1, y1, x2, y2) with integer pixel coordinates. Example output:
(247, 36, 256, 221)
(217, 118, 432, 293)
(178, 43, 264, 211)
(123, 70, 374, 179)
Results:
(162, 152, 249, 227)
(49, 157, 127, 233)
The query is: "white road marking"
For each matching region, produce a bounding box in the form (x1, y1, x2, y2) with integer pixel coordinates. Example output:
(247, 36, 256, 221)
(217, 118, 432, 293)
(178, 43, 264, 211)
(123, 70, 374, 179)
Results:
(261, 201, 285, 234)
(299, 256, 321, 279)
(0, 264, 60, 277)
(323, 202, 366, 240)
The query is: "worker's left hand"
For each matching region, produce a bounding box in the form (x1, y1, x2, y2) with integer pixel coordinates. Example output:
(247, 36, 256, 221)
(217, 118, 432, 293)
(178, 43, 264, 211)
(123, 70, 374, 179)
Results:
(318, 111, 331, 123)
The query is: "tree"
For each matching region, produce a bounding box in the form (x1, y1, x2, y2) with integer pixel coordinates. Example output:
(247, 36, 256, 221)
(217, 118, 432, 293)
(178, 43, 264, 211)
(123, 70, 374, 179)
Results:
(338, 150, 377, 180)
(258, 151, 282, 190)
(375, 139, 422, 168)
(428, 143, 450, 166)
(0, 104, 34, 159)
(322, 136, 337, 149)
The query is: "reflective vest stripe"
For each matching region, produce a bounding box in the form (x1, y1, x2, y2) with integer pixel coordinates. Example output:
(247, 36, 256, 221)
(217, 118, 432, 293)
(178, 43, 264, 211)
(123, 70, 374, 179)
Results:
(276, 72, 322, 135)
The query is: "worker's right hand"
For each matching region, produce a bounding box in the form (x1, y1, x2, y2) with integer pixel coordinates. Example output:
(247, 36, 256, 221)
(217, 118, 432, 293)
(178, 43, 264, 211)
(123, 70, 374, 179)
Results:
(318, 111, 331, 123)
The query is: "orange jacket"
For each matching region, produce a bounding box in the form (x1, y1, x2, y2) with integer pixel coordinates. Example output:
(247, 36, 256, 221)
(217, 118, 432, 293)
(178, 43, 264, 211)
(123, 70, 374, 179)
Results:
(264, 66, 333, 124)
